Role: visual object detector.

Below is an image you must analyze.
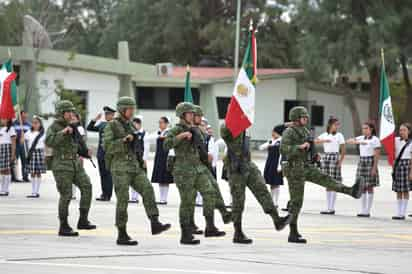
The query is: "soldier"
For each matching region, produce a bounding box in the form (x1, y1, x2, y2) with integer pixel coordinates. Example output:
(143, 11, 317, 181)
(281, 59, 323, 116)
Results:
(103, 97, 170, 246)
(192, 105, 231, 225)
(221, 123, 291, 245)
(45, 100, 96, 237)
(280, 106, 362, 244)
(164, 102, 223, 245)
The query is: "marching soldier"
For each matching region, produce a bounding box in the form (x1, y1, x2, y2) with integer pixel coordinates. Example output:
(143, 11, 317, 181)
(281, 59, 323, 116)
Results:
(164, 102, 223, 245)
(45, 100, 96, 237)
(221, 123, 291, 244)
(280, 106, 362, 244)
(103, 97, 170, 246)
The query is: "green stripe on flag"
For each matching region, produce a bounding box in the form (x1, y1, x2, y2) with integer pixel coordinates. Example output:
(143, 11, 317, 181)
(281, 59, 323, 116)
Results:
(379, 63, 390, 114)
(184, 66, 193, 103)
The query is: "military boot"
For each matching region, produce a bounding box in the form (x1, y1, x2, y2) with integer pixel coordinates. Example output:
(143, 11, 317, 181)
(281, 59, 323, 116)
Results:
(233, 221, 253, 244)
(180, 227, 200, 245)
(77, 208, 97, 230)
(220, 209, 232, 224)
(204, 216, 226, 237)
(350, 179, 363, 199)
(269, 209, 292, 231)
(150, 215, 171, 235)
(117, 226, 138, 246)
(288, 224, 307, 244)
(190, 217, 203, 235)
(59, 217, 79, 237)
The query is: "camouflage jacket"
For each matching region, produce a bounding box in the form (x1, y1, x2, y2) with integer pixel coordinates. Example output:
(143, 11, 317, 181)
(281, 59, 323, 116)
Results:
(103, 116, 141, 172)
(164, 120, 207, 175)
(45, 117, 80, 171)
(280, 125, 310, 163)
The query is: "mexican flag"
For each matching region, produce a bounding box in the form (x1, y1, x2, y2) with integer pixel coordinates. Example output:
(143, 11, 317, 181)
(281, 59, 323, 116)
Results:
(225, 25, 257, 138)
(0, 60, 17, 119)
(379, 62, 395, 166)
(184, 65, 193, 103)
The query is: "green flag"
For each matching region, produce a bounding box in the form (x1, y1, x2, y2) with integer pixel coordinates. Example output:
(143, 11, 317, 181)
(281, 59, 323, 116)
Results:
(3, 59, 18, 106)
(184, 65, 193, 103)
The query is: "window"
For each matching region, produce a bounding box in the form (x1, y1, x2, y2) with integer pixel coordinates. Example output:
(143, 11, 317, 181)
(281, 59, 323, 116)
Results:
(136, 87, 199, 109)
(216, 97, 231, 119)
(311, 105, 324, 127)
(284, 100, 306, 122)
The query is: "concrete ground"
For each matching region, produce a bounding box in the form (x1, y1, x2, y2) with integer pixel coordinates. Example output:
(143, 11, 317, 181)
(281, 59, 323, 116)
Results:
(1, 155, 411, 274)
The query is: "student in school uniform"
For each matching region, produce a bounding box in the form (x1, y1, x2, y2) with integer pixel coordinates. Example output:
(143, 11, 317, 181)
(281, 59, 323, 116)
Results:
(24, 116, 46, 198)
(392, 123, 412, 220)
(0, 119, 16, 196)
(151, 116, 173, 205)
(259, 125, 286, 207)
(347, 122, 381, 218)
(129, 116, 149, 204)
(315, 117, 345, 215)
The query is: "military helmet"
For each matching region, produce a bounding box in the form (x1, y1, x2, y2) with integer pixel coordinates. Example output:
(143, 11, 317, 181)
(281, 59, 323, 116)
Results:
(55, 100, 75, 115)
(117, 96, 136, 112)
(289, 106, 309, 121)
(176, 102, 194, 118)
(193, 105, 203, 116)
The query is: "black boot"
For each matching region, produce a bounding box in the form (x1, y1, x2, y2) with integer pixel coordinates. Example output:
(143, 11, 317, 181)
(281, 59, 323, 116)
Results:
(190, 217, 203, 235)
(180, 226, 200, 245)
(350, 179, 363, 199)
(204, 216, 226, 237)
(77, 209, 97, 230)
(288, 224, 307, 244)
(117, 226, 138, 246)
(59, 217, 79, 237)
(233, 221, 252, 244)
(150, 215, 171, 235)
(269, 208, 292, 231)
(220, 209, 232, 224)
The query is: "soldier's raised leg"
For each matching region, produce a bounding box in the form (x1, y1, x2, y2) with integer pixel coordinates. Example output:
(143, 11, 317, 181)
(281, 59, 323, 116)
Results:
(131, 171, 170, 235)
(73, 167, 96, 230)
(54, 172, 78, 237)
(286, 172, 306, 244)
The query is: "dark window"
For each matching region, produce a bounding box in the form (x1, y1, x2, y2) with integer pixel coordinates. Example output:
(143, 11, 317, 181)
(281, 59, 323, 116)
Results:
(136, 87, 199, 109)
(311, 105, 324, 127)
(284, 100, 306, 122)
(216, 97, 231, 119)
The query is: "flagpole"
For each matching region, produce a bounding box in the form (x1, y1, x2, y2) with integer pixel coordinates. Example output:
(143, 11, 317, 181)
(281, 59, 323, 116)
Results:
(381, 48, 385, 67)
(234, 0, 241, 80)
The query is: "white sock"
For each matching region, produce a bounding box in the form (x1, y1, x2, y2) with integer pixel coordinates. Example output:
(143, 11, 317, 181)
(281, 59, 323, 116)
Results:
(159, 185, 169, 202)
(35, 177, 41, 195)
(31, 177, 37, 195)
(397, 199, 403, 217)
(131, 189, 139, 201)
(361, 193, 367, 214)
(72, 186, 76, 197)
(0, 175, 5, 193)
(4, 175, 11, 193)
(402, 199, 409, 217)
(330, 192, 337, 211)
(196, 192, 203, 205)
(325, 191, 331, 211)
(271, 187, 280, 206)
(366, 193, 374, 214)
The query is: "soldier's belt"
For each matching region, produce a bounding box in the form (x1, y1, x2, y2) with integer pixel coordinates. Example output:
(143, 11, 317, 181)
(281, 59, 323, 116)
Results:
(60, 154, 77, 160)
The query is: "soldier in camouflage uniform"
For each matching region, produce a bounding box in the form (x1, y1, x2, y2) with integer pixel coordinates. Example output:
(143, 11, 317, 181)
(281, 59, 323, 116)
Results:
(103, 97, 170, 246)
(191, 105, 231, 233)
(46, 100, 96, 237)
(280, 106, 362, 244)
(221, 123, 291, 244)
(164, 102, 224, 245)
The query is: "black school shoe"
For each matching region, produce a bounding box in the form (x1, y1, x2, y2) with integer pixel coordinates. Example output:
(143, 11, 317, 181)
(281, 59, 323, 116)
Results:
(392, 216, 405, 220)
(26, 194, 40, 198)
(320, 210, 335, 215)
(357, 213, 370, 218)
(0, 192, 9, 196)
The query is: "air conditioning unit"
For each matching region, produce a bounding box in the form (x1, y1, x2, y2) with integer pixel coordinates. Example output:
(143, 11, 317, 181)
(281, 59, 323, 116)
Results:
(156, 63, 173, 77)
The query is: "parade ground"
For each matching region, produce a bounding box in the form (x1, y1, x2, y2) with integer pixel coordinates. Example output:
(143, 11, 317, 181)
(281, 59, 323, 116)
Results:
(0, 155, 411, 274)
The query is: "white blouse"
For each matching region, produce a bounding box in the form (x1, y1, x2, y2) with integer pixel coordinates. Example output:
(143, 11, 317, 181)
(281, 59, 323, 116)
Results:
(395, 137, 412, 160)
(24, 131, 46, 150)
(355, 136, 381, 157)
(317, 132, 345, 153)
(0, 127, 16, 144)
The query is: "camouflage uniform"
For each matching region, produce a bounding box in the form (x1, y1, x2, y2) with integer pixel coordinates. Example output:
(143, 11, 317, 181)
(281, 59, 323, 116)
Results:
(221, 124, 291, 244)
(164, 102, 219, 245)
(103, 97, 170, 245)
(280, 106, 362, 243)
(45, 100, 96, 237)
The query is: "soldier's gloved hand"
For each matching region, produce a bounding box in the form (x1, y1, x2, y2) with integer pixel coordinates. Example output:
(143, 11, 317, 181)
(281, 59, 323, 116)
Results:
(299, 142, 310, 150)
(123, 134, 134, 143)
(62, 126, 73, 135)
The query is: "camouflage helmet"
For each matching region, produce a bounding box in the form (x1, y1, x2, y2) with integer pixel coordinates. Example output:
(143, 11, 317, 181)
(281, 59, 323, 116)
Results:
(117, 96, 136, 112)
(55, 100, 75, 115)
(289, 106, 309, 121)
(193, 105, 203, 116)
(176, 102, 194, 118)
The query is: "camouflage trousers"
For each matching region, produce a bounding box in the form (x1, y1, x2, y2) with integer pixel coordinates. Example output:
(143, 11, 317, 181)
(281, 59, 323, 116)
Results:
(112, 169, 159, 228)
(284, 162, 353, 225)
(53, 166, 92, 219)
(174, 169, 215, 228)
(228, 162, 277, 224)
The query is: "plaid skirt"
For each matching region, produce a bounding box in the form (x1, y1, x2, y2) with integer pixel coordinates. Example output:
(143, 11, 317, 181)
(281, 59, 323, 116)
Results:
(321, 153, 342, 182)
(356, 156, 380, 187)
(0, 144, 12, 172)
(26, 149, 46, 174)
(392, 159, 411, 192)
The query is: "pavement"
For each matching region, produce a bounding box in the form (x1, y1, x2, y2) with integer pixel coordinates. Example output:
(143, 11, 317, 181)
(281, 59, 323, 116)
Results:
(1, 155, 412, 274)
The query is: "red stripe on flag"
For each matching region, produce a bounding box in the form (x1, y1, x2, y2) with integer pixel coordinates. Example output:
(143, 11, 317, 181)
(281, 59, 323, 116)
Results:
(225, 96, 252, 138)
(0, 72, 17, 120)
(381, 132, 395, 166)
